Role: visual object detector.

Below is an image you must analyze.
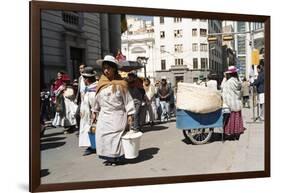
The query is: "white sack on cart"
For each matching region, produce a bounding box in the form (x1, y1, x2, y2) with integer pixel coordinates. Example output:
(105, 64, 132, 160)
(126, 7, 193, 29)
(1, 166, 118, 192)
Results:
(176, 82, 222, 113)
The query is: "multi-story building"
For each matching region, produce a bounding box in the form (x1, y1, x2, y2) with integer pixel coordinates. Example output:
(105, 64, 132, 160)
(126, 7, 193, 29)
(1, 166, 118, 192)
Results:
(122, 16, 225, 86)
(234, 21, 264, 79)
(234, 21, 248, 78)
(121, 16, 156, 79)
(222, 23, 236, 71)
(251, 22, 265, 64)
(154, 17, 210, 86)
(208, 20, 223, 80)
(40, 10, 121, 88)
(222, 23, 235, 50)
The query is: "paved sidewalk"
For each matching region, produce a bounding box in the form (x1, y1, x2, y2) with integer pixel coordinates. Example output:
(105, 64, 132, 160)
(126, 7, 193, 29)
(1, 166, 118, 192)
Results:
(40, 107, 264, 184)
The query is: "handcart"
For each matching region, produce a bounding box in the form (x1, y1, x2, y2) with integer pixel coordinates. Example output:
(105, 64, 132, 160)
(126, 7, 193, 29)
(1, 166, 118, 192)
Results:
(176, 108, 229, 145)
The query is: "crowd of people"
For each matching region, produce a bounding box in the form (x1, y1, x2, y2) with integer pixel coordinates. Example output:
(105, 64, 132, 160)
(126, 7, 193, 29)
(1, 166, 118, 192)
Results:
(197, 63, 264, 140)
(40, 55, 177, 165)
(40, 54, 264, 165)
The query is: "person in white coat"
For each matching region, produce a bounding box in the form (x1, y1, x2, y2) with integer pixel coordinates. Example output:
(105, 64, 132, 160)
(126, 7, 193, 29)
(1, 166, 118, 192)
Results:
(222, 66, 245, 140)
(206, 73, 218, 91)
(79, 66, 98, 156)
(52, 73, 78, 133)
(92, 55, 136, 166)
(143, 78, 157, 125)
(75, 64, 86, 134)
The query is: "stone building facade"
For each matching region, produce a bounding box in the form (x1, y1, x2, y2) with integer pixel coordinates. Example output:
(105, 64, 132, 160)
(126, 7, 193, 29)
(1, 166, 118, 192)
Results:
(40, 10, 121, 88)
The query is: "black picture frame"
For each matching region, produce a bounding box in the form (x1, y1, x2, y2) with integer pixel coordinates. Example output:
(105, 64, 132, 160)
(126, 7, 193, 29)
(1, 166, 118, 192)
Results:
(30, 1, 270, 192)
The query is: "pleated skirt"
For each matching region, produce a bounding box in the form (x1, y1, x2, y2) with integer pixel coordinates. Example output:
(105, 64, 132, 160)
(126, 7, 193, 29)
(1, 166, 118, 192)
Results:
(224, 111, 245, 135)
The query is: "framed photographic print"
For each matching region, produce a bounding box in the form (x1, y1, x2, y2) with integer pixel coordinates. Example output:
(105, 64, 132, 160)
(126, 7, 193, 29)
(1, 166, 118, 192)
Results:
(30, 0, 270, 192)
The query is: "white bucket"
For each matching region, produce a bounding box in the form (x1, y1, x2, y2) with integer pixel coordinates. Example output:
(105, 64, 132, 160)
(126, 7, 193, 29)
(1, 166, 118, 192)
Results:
(121, 131, 143, 159)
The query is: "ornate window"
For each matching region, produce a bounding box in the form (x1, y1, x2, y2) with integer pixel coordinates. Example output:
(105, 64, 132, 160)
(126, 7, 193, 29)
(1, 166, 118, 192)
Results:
(62, 11, 80, 26)
(175, 58, 183, 66)
(175, 44, 183, 53)
(174, 29, 183, 38)
(161, 60, 166, 70)
(192, 29, 198, 36)
(193, 58, 198, 69)
(160, 31, 165, 38)
(192, 43, 198, 52)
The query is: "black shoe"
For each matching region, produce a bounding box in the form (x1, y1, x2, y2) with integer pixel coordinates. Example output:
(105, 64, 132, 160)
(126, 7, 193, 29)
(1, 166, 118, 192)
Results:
(103, 161, 117, 166)
(235, 134, 240, 140)
(103, 160, 114, 166)
(131, 128, 140, 132)
(83, 147, 96, 156)
(103, 160, 121, 166)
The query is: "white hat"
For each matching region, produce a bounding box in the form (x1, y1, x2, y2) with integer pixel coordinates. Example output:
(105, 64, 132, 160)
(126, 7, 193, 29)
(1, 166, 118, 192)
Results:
(96, 55, 122, 68)
(161, 76, 167, 80)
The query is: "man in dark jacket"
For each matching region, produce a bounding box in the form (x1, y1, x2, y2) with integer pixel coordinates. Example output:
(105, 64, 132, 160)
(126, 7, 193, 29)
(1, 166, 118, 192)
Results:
(127, 72, 145, 131)
(251, 64, 264, 121)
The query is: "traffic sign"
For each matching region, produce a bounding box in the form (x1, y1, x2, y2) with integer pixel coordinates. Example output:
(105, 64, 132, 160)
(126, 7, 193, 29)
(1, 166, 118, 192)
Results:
(252, 49, 260, 65)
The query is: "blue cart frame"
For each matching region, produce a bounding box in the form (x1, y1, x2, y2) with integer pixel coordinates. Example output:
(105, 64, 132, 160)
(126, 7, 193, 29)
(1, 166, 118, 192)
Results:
(176, 108, 226, 144)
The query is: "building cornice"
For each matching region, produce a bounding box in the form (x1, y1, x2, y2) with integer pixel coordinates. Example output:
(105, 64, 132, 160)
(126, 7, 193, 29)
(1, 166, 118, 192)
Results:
(122, 38, 155, 44)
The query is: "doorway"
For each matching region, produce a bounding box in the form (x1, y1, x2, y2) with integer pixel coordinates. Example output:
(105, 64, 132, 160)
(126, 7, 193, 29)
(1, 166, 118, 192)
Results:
(70, 47, 85, 79)
(175, 76, 184, 86)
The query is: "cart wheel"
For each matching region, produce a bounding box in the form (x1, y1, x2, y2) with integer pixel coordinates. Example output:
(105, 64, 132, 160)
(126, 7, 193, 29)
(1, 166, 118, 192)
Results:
(183, 128, 213, 145)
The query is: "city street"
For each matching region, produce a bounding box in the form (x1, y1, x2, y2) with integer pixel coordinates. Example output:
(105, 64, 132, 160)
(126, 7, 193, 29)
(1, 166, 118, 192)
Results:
(41, 106, 264, 184)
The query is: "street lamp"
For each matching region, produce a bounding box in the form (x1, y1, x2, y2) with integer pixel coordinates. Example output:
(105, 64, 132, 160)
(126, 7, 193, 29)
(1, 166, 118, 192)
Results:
(137, 56, 149, 78)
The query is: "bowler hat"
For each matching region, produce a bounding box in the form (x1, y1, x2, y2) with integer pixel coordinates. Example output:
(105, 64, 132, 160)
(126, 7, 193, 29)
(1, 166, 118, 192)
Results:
(82, 66, 97, 77)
